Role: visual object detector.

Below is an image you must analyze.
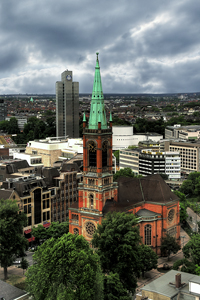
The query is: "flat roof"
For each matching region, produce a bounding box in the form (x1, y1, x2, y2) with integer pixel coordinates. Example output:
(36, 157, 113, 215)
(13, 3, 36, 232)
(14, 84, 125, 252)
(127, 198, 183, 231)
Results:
(141, 270, 200, 297)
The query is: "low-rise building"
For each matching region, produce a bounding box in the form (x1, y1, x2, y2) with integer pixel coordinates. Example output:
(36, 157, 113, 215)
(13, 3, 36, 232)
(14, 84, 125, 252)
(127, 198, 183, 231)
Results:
(137, 270, 200, 300)
(25, 137, 83, 167)
(165, 124, 200, 140)
(112, 126, 163, 150)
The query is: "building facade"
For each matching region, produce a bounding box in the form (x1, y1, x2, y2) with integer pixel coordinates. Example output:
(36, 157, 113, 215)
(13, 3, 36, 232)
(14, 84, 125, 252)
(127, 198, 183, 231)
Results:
(119, 149, 181, 180)
(160, 139, 200, 175)
(165, 124, 200, 140)
(56, 70, 79, 138)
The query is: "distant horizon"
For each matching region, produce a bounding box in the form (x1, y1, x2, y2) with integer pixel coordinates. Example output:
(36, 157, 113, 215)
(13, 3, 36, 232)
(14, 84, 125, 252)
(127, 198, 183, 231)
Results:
(0, 92, 200, 97)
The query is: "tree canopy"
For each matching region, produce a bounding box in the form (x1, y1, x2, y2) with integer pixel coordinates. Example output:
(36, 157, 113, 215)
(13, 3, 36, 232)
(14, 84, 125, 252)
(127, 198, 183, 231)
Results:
(26, 233, 103, 300)
(31, 221, 69, 245)
(92, 212, 155, 294)
(139, 244, 158, 277)
(173, 234, 200, 274)
(0, 199, 28, 280)
(160, 234, 180, 260)
(113, 167, 142, 181)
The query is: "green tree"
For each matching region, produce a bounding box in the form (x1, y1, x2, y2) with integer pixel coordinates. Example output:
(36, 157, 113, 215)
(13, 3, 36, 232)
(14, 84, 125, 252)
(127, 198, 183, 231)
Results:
(174, 191, 188, 223)
(32, 221, 69, 245)
(104, 272, 131, 300)
(113, 150, 119, 164)
(113, 167, 136, 181)
(20, 257, 29, 275)
(0, 199, 28, 280)
(26, 233, 103, 300)
(31, 224, 48, 245)
(159, 173, 168, 180)
(180, 179, 194, 196)
(173, 234, 200, 274)
(139, 244, 158, 277)
(160, 234, 180, 261)
(182, 234, 200, 266)
(92, 212, 141, 294)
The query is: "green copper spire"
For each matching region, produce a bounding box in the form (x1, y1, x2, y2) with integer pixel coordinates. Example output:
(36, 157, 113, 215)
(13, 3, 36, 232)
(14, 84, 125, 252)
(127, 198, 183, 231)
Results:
(109, 111, 112, 122)
(88, 53, 107, 129)
(83, 111, 86, 122)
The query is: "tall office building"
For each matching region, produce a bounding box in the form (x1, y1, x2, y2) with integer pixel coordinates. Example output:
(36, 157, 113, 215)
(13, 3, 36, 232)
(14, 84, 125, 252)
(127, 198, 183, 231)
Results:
(56, 70, 79, 138)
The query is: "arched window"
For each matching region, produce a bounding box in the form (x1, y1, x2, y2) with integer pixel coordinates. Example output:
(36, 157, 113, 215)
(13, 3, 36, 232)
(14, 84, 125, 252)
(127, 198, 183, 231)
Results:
(102, 141, 108, 167)
(73, 228, 79, 235)
(89, 194, 94, 208)
(88, 141, 97, 167)
(145, 224, 151, 245)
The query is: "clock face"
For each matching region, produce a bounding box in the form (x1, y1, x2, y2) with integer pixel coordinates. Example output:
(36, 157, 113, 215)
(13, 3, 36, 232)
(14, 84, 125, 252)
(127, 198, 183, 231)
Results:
(66, 75, 72, 81)
(88, 141, 96, 152)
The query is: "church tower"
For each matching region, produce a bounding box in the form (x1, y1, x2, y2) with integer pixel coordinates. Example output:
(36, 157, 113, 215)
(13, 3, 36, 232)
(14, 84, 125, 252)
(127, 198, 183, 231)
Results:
(69, 53, 118, 241)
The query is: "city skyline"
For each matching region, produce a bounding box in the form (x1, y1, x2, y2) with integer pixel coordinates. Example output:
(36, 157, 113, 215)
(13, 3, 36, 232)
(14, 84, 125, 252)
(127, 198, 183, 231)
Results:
(0, 0, 200, 94)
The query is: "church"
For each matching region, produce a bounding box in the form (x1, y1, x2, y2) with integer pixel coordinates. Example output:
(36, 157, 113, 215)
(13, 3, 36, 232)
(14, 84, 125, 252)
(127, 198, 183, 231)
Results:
(68, 53, 180, 255)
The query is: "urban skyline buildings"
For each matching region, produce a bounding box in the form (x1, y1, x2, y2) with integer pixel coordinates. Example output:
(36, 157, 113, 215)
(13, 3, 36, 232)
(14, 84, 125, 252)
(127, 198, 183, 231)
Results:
(56, 70, 79, 138)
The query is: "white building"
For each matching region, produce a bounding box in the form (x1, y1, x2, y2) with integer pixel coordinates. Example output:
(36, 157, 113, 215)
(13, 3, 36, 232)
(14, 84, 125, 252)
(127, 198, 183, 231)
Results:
(12, 137, 83, 167)
(112, 126, 163, 150)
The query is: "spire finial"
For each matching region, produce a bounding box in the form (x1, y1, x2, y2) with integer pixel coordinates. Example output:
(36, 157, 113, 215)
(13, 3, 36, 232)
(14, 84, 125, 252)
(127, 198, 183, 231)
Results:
(96, 52, 99, 60)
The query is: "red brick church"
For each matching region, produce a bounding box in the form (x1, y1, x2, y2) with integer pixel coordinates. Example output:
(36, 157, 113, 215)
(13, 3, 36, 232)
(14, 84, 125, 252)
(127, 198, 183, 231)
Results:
(69, 53, 180, 255)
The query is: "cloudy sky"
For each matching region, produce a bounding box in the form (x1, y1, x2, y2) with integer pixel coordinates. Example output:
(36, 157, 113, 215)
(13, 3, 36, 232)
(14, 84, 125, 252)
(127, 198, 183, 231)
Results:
(0, 0, 200, 94)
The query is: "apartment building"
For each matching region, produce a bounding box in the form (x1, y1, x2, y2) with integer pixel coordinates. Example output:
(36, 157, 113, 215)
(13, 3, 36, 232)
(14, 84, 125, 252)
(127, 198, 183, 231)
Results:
(160, 139, 200, 175)
(119, 149, 181, 179)
(0, 160, 80, 244)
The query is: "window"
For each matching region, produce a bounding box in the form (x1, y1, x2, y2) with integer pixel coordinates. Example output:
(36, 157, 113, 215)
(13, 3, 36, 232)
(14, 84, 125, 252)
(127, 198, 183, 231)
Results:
(145, 224, 151, 246)
(73, 228, 79, 235)
(89, 194, 94, 208)
(24, 205, 27, 214)
(88, 141, 97, 167)
(102, 141, 108, 167)
(85, 222, 95, 237)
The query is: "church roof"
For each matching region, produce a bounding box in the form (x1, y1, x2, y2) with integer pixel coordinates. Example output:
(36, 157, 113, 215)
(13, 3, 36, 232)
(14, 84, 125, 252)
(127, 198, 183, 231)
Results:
(88, 53, 107, 129)
(103, 174, 178, 214)
(117, 174, 178, 205)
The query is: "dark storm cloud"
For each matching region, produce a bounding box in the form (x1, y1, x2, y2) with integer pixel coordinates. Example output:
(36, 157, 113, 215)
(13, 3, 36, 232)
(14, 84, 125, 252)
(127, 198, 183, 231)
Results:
(0, 0, 200, 93)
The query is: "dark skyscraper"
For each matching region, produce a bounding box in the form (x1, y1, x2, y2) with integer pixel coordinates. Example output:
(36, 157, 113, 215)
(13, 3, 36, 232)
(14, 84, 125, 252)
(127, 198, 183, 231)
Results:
(56, 70, 79, 138)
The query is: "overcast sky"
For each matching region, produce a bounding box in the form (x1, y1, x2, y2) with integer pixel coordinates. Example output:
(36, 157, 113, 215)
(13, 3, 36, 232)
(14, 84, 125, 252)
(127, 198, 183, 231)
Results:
(0, 0, 200, 94)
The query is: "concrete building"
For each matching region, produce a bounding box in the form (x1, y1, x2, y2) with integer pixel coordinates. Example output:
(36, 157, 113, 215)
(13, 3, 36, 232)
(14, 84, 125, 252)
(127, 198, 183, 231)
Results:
(119, 148, 181, 180)
(56, 70, 79, 138)
(160, 139, 200, 175)
(25, 137, 83, 167)
(112, 126, 163, 150)
(137, 270, 200, 300)
(165, 124, 200, 140)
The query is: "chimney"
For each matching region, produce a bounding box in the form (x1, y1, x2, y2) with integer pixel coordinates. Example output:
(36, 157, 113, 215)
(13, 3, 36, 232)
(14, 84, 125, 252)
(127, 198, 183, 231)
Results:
(175, 273, 181, 288)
